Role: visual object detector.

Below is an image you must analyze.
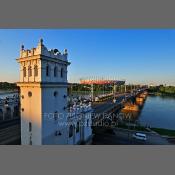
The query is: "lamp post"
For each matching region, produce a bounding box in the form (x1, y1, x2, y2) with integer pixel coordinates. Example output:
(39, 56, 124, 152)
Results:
(128, 115, 131, 143)
(113, 84, 116, 102)
(91, 84, 94, 102)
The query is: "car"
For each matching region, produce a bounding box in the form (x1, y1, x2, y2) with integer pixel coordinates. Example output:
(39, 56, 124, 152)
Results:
(132, 132, 147, 141)
(95, 97, 99, 102)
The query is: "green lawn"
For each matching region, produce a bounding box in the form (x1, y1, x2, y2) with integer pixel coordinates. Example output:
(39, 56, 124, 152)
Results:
(117, 125, 175, 137)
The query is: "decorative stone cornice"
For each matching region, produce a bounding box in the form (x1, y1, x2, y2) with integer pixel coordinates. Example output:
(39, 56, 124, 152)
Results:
(18, 38, 69, 63)
(17, 82, 69, 88)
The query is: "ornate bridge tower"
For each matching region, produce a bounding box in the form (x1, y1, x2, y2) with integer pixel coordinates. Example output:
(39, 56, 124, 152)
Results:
(17, 39, 70, 145)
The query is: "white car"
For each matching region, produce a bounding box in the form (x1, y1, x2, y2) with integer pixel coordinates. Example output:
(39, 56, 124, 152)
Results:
(95, 97, 99, 102)
(132, 132, 147, 141)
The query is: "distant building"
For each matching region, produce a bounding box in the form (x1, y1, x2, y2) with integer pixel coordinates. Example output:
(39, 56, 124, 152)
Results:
(17, 39, 92, 145)
(0, 96, 20, 121)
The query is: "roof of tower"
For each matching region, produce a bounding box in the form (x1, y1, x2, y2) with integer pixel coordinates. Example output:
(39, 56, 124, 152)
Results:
(17, 38, 69, 63)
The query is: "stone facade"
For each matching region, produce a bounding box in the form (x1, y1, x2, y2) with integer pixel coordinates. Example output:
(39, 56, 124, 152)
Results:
(17, 39, 92, 145)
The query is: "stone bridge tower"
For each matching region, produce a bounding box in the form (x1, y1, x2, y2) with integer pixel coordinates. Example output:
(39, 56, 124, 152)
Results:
(17, 39, 70, 145)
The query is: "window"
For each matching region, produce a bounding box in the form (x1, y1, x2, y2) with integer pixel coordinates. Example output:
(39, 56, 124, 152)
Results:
(29, 136, 32, 145)
(46, 64, 50, 76)
(54, 111, 58, 120)
(23, 67, 26, 77)
(69, 125, 74, 138)
(29, 122, 32, 132)
(34, 65, 38, 77)
(87, 119, 89, 127)
(61, 68, 63, 78)
(28, 91, 32, 97)
(28, 66, 32, 77)
(54, 66, 58, 77)
(54, 91, 58, 97)
(76, 121, 80, 133)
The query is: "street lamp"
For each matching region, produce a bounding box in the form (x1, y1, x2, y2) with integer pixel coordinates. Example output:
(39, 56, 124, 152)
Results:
(127, 115, 131, 143)
(113, 84, 116, 101)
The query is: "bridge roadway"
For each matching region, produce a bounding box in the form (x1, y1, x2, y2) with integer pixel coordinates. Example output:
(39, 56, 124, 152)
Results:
(92, 92, 133, 116)
(92, 88, 147, 117)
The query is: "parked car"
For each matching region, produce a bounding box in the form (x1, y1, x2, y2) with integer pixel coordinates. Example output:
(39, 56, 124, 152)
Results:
(95, 97, 99, 102)
(132, 132, 147, 141)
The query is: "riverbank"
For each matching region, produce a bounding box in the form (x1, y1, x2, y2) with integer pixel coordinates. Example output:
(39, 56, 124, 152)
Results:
(115, 123, 175, 137)
(151, 128, 175, 137)
(148, 92, 175, 97)
(148, 85, 175, 97)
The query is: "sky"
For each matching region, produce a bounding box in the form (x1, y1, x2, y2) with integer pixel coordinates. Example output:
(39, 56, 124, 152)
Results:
(0, 29, 175, 85)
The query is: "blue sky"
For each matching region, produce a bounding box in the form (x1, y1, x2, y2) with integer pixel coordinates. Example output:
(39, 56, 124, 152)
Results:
(0, 29, 175, 85)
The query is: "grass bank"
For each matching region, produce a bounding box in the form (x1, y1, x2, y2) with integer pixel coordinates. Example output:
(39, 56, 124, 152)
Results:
(148, 92, 175, 97)
(151, 128, 175, 137)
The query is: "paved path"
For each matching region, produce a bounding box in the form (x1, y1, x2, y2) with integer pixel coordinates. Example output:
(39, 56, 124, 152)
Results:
(113, 128, 170, 145)
(92, 127, 171, 145)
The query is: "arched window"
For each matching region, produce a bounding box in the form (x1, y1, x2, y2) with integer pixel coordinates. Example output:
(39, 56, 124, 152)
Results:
(54, 66, 58, 77)
(28, 66, 32, 77)
(46, 64, 50, 76)
(0, 109, 3, 121)
(23, 67, 26, 77)
(61, 68, 64, 78)
(34, 65, 38, 77)
(69, 125, 74, 138)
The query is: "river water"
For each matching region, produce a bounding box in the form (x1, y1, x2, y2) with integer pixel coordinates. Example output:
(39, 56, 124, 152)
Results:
(139, 95, 175, 130)
(121, 95, 175, 130)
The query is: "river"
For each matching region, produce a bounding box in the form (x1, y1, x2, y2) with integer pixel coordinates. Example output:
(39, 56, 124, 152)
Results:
(121, 95, 175, 130)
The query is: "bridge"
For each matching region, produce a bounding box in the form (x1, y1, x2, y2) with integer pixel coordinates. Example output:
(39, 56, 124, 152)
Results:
(92, 88, 148, 122)
(68, 78, 148, 126)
